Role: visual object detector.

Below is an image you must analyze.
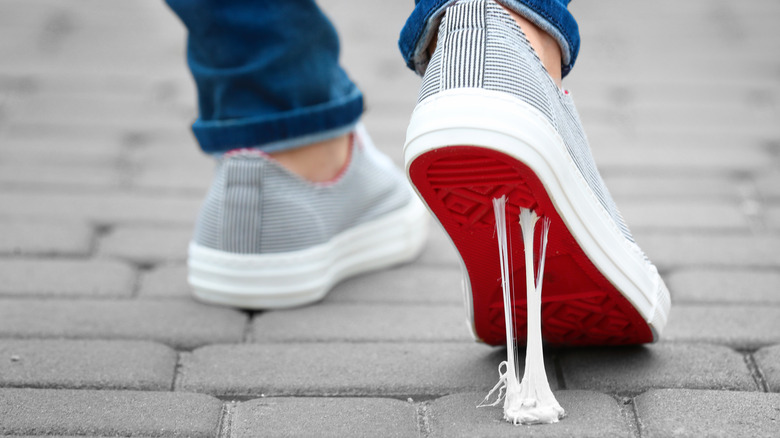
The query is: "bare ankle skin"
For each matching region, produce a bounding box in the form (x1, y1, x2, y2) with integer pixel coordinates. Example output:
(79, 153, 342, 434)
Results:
(502, 7, 562, 88)
(269, 133, 351, 183)
(427, 2, 563, 88)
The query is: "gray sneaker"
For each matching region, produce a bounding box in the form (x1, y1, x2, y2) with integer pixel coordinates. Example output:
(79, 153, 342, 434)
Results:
(404, 0, 670, 346)
(189, 124, 429, 308)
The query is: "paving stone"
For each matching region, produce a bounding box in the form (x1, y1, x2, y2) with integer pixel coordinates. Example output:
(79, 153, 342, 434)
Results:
(588, 126, 770, 153)
(0, 221, 92, 256)
(635, 389, 780, 438)
(0, 388, 222, 437)
(232, 397, 419, 438)
(593, 143, 772, 172)
(560, 343, 755, 393)
(131, 159, 213, 192)
(570, 81, 778, 112)
(5, 94, 189, 127)
(427, 391, 629, 437)
(416, 225, 460, 267)
(663, 305, 780, 349)
(0, 259, 135, 297)
(326, 265, 463, 304)
(754, 345, 780, 392)
(766, 205, 780, 230)
(138, 263, 189, 298)
(0, 339, 176, 390)
(124, 128, 209, 166)
(0, 141, 122, 169)
(0, 299, 246, 350)
(0, 190, 200, 224)
(757, 170, 780, 200)
(666, 268, 780, 303)
(603, 174, 743, 201)
(0, 123, 126, 160)
(620, 199, 748, 230)
(98, 225, 190, 264)
(0, 3, 185, 77)
(178, 343, 558, 397)
(0, 163, 121, 188)
(251, 303, 471, 342)
(619, 200, 748, 231)
(635, 232, 780, 268)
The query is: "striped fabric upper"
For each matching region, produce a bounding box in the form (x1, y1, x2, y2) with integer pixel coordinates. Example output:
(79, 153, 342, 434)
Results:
(193, 126, 412, 254)
(419, 0, 636, 246)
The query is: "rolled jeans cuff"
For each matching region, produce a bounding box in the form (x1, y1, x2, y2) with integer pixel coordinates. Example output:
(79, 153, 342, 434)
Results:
(399, 0, 579, 77)
(192, 89, 364, 154)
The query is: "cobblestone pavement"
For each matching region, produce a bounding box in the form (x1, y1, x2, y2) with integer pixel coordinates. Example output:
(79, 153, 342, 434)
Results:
(1, 1, 779, 436)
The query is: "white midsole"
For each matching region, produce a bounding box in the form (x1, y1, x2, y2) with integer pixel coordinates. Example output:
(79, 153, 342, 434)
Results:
(404, 88, 670, 339)
(188, 196, 429, 309)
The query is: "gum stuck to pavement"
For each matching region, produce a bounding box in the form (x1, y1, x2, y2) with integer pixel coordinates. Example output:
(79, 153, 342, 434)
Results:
(479, 197, 565, 425)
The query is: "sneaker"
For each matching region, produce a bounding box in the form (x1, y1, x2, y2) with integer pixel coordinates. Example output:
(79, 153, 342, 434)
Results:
(188, 123, 429, 309)
(404, 0, 670, 346)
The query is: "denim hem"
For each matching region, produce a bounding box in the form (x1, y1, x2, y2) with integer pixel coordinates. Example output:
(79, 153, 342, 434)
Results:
(400, 0, 579, 77)
(193, 89, 364, 154)
(400, 0, 455, 75)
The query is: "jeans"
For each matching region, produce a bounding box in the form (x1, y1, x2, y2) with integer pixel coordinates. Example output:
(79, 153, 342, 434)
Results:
(165, 0, 579, 154)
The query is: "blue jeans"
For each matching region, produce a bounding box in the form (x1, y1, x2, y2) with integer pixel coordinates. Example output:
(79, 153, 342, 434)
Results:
(165, 0, 579, 154)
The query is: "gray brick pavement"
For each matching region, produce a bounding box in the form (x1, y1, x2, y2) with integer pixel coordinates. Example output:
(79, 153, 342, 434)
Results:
(0, 191, 200, 225)
(635, 389, 780, 438)
(757, 170, 780, 200)
(232, 397, 419, 438)
(138, 263, 190, 298)
(636, 233, 780, 269)
(0, 0, 778, 435)
(604, 173, 744, 201)
(177, 343, 552, 397)
(427, 391, 630, 437)
(0, 221, 92, 256)
(0, 388, 223, 437)
(619, 200, 748, 231)
(667, 268, 780, 303)
(0, 299, 247, 350)
(97, 224, 191, 264)
(325, 264, 463, 304)
(0, 339, 176, 391)
(662, 305, 780, 349)
(593, 143, 773, 174)
(416, 226, 460, 267)
(559, 343, 757, 393)
(0, 259, 135, 297)
(251, 304, 472, 343)
(754, 345, 780, 392)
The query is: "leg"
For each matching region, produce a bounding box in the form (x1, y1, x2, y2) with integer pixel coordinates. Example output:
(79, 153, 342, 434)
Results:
(165, 0, 362, 157)
(400, 0, 579, 78)
(400, 0, 671, 346)
(164, 0, 429, 308)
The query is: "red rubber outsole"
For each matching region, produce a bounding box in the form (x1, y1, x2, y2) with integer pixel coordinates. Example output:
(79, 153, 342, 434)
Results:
(409, 145, 653, 346)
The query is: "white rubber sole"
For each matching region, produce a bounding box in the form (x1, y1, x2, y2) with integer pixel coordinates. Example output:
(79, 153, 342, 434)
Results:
(188, 197, 429, 309)
(404, 89, 670, 340)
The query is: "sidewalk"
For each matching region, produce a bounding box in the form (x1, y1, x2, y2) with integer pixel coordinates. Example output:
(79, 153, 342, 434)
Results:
(1, 0, 779, 436)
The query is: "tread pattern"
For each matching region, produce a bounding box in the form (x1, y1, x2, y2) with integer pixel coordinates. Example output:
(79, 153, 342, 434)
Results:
(427, 155, 534, 229)
(410, 146, 652, 346)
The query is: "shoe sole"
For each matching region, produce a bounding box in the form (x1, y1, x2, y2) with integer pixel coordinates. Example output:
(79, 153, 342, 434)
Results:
(188, 197, 429, 309)
(405, 89, 669, 346)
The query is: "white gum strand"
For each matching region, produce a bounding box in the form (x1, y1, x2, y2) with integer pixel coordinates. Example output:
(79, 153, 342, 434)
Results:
(479, 197, 565, 425)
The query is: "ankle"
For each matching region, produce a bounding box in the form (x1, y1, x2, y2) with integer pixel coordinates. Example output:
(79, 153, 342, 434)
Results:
(427, 3, 564, 88)
(269, 134, 351, 183)
(500, 5, 563, 88)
